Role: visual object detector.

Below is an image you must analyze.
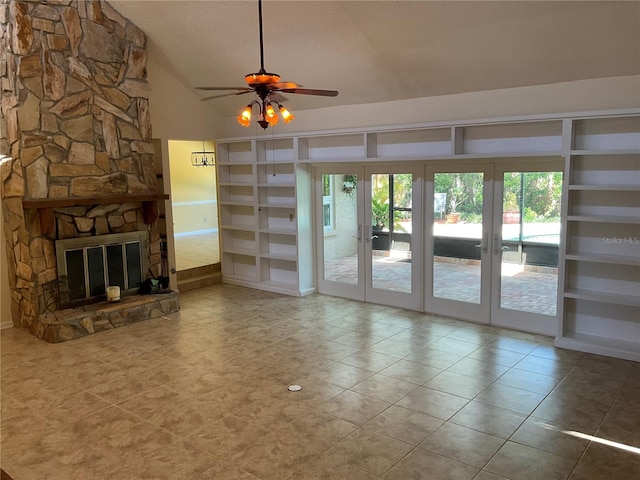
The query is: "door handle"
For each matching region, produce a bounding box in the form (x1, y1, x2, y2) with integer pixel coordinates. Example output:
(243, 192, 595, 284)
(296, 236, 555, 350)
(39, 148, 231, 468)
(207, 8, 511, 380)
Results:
(365, 225, 371, 243)
(475, 232, 489, 254)
(493, 233, 501, 255)
(371, 235, 379, 240)
(494, 233, 509, 255)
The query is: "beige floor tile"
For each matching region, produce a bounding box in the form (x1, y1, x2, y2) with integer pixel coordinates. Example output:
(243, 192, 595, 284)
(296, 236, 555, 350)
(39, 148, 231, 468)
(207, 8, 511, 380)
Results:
(449, 401, 526, 439)
(290, 454, 382, 479)
(495, 368, 561, 395)
(473, 383, 546, 415)
(234, 431, 320, 480)
(319, 390, 392, 425)
(446, 357, 510, 382)
(325, 427, 414, 477)
(351, 373, 419, 403)
(2, 284, 638, 480)
(341, 350, 401, 372)
(419, 422, 505, 468)
(473, 471, 511, 480)
(279, 410, 359, 452)
(378, 359, 442, 385)
(396, 386, 469, 420)
(313, 361, 376, 389)
(510, 417, 589, 460)
(429, 337, 481, 356)
(467, 346, 527, 367)
(404, 347, 468, 370)
(568, 443, 640, 480)
(423, 370, 494, 399)
(383, 447, 479, 480)
(484, 441, 577, 480)
(364, 405, 444, 445)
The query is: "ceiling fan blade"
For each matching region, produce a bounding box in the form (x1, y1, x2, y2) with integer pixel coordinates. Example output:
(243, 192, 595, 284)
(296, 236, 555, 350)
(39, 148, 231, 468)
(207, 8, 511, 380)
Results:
(280, 88, 339, 97)
(200, 90, 254, 101)
(270, 92, 289, 103)
(271, 82, 299, 90)
(195, 86, 252, 91)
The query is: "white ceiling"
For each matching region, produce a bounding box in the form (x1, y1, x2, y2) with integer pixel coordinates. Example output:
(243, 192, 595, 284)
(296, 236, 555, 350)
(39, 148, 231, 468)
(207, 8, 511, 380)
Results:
(110, 1, 640, 119)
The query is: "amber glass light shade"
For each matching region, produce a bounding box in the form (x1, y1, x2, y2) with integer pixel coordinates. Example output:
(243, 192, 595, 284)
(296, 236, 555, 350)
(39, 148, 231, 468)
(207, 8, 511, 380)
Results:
(279, 106, 294, 124)
(265, 103, 279, 126)
(237, 106, 252, 127)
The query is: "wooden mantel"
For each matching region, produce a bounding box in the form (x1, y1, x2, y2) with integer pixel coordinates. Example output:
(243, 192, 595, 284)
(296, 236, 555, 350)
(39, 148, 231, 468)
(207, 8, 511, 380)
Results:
(22, 194, 169, 236)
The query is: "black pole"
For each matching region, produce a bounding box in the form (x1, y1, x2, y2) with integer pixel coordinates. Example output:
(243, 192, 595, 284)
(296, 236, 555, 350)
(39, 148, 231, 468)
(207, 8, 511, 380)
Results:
(389, 174, 394, 250)
(258, 0, 265, 72)
(519, 172, 525, 263)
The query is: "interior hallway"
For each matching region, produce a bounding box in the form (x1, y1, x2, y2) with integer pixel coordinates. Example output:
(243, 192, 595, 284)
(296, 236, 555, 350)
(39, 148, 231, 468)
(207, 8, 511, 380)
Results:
(1, 285, 638, 479)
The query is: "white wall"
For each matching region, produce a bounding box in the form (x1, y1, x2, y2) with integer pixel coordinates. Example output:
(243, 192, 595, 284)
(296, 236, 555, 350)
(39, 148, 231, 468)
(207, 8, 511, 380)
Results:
(147, 44, 226, 140)
(146, 45, 226, 285)
(221, 76, 640, 137)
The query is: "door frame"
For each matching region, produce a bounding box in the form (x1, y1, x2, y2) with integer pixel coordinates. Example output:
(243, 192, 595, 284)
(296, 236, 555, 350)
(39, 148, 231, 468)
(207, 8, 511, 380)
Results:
(313, 163, 423, 311)
(424, 162, 494, 323)
(490, 159, 564, 335)
(424, 158, 563, 334)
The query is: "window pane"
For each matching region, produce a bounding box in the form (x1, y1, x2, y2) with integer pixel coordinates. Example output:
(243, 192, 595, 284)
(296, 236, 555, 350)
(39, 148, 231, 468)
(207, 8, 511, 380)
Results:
(323, 204, 331, 227)
(65, 249, 86, 301)
(322, 175, 331, 196)
(106, 244, 125, 289)
(87, 246, 105, 297)
(126, 242, 142, 289)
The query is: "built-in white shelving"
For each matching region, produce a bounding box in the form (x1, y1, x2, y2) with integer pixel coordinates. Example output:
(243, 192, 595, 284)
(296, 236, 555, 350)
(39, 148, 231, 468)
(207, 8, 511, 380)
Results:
(216, 110, 639, 360)
(559, 115, 640, 362)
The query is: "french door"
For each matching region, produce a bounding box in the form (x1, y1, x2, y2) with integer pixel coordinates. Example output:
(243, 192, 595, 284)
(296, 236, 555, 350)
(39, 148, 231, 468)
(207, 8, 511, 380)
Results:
(315, 164, 422, 310)
(425, 160, 563, 336)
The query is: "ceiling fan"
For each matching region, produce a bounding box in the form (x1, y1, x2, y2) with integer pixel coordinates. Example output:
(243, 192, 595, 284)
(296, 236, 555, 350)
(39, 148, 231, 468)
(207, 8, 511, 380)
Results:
(195, 0, 338, 129)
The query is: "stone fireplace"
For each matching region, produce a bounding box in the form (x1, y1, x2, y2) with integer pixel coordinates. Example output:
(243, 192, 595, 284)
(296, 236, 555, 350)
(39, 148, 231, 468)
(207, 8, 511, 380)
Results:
(1, 0, 179, 342)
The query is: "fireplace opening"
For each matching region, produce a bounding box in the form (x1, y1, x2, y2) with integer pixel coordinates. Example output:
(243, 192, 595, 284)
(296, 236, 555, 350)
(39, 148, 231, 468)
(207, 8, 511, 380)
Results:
(56, 231, 149, 306)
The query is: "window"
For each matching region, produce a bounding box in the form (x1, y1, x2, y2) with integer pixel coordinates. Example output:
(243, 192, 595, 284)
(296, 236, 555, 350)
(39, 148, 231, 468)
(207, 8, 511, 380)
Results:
(322, 174, 334, 231)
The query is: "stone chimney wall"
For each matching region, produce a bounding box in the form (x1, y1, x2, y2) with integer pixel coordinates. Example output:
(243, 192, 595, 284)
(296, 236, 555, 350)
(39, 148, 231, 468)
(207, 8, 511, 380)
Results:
(0, 0, 162, 334)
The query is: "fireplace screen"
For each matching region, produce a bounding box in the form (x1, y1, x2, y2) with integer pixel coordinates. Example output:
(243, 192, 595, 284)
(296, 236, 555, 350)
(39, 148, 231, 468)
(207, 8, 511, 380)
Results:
(56, 232, 148, 305)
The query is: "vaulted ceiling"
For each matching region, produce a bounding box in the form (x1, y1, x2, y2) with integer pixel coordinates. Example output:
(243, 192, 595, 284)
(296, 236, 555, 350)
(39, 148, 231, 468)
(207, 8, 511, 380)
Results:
(110, 1, 640, 119)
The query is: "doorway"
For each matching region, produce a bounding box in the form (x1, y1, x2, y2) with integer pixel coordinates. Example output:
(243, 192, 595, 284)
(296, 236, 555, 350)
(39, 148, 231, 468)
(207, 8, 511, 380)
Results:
(314, 160, 563, 336)
(167, 140, 220, 271)
(314, 164, 422, 310)
(425, 160, 563, 335)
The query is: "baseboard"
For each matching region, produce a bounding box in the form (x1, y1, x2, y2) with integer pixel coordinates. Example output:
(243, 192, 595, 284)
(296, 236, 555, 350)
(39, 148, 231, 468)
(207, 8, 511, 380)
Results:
(174, 228, 219, 238)
(1, 321, 14, 329)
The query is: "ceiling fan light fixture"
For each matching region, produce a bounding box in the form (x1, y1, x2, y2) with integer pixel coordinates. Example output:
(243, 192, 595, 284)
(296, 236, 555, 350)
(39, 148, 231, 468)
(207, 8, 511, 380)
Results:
(265, 103, 279, 126)
(245, 72, 280, 86)
(237, 104, 253, 128)
(279, 105, 294, 123)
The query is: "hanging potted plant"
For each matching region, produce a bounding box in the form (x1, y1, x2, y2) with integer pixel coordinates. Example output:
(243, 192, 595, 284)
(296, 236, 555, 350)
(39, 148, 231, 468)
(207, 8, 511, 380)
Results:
(342, 174, 357, 195)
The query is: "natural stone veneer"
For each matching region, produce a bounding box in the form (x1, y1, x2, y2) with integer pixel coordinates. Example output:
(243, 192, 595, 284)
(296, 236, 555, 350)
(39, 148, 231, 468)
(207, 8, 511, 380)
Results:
(38, 292, 179, 343)
(0, 1, 176, 340)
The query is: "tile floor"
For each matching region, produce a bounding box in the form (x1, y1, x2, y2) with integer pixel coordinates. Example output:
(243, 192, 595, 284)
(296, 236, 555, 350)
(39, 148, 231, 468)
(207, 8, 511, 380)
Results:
(174, 232, 220, 271)
(1, 285, 639, 480)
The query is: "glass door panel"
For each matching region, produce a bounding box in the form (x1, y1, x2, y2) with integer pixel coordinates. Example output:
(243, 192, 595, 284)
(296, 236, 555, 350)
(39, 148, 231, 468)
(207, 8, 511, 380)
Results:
(370, 173, 413, 294)
(322, 173, 359, 285)
(316, 167, 365, 300)
(491, 165, 563, 335)
(432, 172, 484, 304)
(316, 165, 422, 310)
(426, 166, 492, 323)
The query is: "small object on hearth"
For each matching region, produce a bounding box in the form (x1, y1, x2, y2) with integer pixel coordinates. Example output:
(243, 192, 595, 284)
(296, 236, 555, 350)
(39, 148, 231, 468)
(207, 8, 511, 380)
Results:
(106, 286, 120, 302)
(288, 384, 302, 392)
